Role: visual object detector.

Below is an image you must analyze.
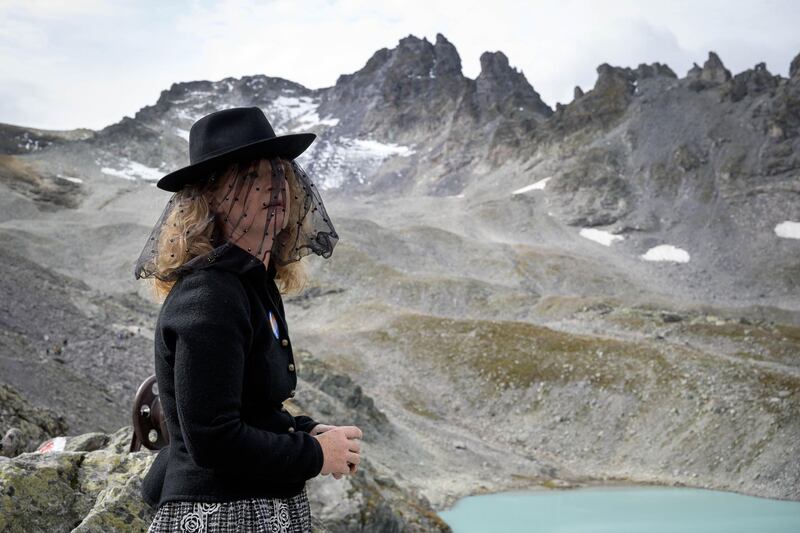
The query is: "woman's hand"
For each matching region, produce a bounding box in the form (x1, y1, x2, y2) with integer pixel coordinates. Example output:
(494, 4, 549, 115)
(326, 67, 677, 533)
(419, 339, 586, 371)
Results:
(309, 424, 359, 478)
(313, 425, 362, 479)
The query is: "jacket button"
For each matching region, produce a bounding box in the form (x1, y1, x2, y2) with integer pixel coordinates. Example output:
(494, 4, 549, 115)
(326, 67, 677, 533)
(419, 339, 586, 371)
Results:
(289, 389, 296, 397)
(287, 426, 295, 433)
(281, 339, 289, 347)
(288, 363, 295, 372)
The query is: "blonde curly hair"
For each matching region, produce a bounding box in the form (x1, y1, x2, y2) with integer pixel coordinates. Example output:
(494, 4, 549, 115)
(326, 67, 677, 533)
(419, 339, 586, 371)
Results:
(144, 157, 310, 303)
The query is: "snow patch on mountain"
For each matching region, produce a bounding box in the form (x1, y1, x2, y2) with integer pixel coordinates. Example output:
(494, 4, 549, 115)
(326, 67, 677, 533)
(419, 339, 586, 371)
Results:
(100, 158, 163, 182)
(774, 221, 800, 239)
(175, 128, 190, 142)
(270, 95, 339, 129)
(304, 136, 416, 189)
(579, 227, 624, 246)
(512, 176, 551, 194)
(18, 132, 44, 151)
(55, 174, 84, 184)
(347, 137, 415, 158)
(640, 244, 690, 263)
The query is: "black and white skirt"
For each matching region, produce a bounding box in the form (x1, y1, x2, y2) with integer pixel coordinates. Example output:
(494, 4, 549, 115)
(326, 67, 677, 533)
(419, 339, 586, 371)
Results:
(146, 486, 312, 533)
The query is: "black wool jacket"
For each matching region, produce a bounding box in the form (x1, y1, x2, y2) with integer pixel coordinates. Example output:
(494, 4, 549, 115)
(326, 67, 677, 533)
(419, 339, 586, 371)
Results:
(140, 243, 324, 509)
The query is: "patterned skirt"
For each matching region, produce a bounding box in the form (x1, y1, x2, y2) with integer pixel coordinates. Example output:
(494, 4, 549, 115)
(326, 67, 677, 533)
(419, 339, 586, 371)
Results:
(146, 486, 312, 533)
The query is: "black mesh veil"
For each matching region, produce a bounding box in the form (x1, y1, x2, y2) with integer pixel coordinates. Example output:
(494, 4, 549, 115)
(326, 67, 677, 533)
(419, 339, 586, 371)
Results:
(133, 156, 338, 282)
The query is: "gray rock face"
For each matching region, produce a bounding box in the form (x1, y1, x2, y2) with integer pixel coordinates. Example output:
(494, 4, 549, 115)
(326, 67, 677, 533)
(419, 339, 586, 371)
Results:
(291, 351, 394, 439)
(0, 247, 154, 435)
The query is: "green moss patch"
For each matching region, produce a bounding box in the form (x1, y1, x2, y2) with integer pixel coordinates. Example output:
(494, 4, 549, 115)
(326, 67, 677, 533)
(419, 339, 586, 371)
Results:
(366, 313, 671, 397)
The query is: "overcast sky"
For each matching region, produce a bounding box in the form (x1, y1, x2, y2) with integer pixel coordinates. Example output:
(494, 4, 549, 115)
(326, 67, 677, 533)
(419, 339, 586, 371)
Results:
(2, 0, 799, 131)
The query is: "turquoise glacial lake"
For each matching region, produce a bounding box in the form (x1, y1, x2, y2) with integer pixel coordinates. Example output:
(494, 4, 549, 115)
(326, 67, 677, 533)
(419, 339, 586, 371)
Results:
(439, 486, 800, 533)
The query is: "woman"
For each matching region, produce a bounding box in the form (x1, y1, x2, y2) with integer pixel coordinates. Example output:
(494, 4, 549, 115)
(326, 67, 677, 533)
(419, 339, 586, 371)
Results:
(135, 107, 362, 532)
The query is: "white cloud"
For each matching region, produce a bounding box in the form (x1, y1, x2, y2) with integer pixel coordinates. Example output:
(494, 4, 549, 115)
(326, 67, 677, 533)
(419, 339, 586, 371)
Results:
(0, 0, 113, 18)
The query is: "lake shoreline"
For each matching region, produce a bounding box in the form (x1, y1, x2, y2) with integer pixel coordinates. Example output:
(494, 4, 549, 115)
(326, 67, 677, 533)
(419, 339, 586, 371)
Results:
(434, 472, 800, 513)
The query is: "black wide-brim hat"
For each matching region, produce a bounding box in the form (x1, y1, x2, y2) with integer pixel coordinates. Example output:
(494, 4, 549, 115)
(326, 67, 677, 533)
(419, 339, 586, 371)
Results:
(156, 106, 316, 192)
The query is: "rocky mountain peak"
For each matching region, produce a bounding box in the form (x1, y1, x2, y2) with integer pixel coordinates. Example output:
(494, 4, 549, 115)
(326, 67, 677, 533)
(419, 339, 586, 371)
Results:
(791, 51, 800, 79)
(475, 51, 553, 118)
(687, 51, 732, 90)
(594, 63, 637, 92)
(588, 61, 676, 103)
(478, 50, 514, 79)
(333, 33, 458, 92)
(723, 61, 780, 102)
(545, 60, 675, 137)
(391, 34, 439, 78)
(433, 32, 463, 76)
(366, 33, 465, 80)
(633, 62, 677, 80)
(702, 51, 733, 82)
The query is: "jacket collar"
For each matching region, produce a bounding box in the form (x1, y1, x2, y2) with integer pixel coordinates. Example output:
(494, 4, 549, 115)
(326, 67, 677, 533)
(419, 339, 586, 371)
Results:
(198, 242, 287, 331)
(194, 243, 276, 281)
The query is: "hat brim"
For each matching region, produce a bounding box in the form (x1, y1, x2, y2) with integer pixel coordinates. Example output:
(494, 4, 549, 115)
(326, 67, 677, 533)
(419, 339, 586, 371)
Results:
(156, 132, 317, 192)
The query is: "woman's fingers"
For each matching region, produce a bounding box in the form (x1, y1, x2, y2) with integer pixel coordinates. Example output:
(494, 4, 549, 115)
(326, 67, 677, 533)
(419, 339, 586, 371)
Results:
(348, 439, 360, 453)
(345, 451, 360, 465)
(342, 425, 363, 440)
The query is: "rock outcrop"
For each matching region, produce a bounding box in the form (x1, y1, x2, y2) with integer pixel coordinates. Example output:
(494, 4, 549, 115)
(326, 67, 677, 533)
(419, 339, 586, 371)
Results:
(0, 427, 152, 533)
(0, 426, 451, 532)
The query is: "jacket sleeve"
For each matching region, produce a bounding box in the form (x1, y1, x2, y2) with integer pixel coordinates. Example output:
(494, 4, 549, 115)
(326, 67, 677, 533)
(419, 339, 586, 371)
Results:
(165, 270, 324, 482)
(293, 415, 320, 433)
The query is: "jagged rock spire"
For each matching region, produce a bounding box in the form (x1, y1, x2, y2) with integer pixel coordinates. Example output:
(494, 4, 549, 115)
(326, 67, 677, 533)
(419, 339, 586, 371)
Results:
(790, 50, 800, 79)
(703, 51, 732, 83)
(687, 51, 732, 91)
(475, 51, 552, 117)
(432, 33, 462, 76)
